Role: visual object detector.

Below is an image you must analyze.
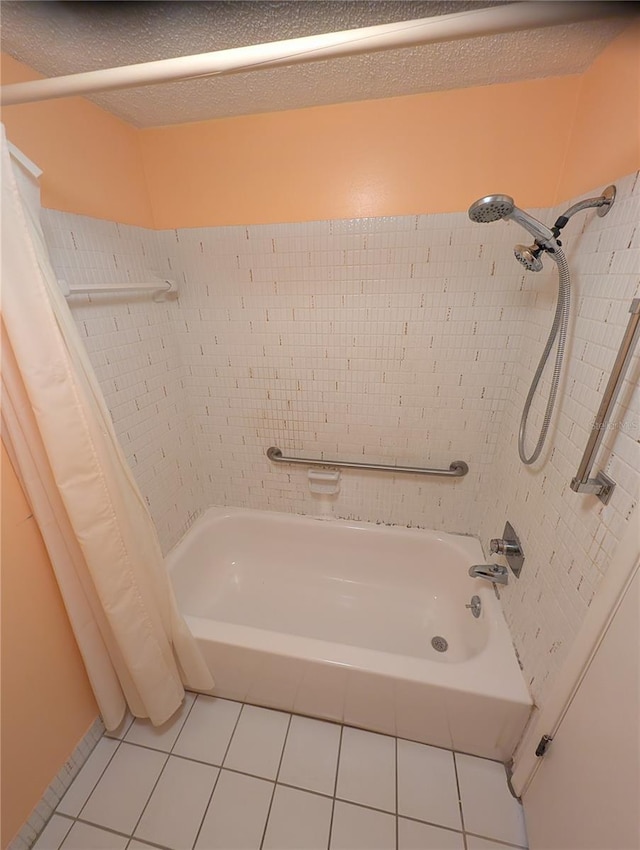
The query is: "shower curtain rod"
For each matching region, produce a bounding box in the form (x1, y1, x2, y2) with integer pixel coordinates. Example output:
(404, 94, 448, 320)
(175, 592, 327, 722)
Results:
(0, 2, 619, 106)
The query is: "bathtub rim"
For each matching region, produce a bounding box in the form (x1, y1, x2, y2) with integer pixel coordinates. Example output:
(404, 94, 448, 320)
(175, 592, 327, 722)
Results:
(167, 505, 532, 708)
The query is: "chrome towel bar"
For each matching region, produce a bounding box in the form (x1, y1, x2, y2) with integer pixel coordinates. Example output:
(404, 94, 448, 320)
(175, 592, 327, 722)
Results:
(570, 297, 640, 504)
(60, 278, 178, 302)
(266, 446, 469, 477)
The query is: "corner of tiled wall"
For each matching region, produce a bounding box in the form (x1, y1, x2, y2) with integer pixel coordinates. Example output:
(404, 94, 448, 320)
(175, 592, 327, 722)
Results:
(478, 170, 640, 705)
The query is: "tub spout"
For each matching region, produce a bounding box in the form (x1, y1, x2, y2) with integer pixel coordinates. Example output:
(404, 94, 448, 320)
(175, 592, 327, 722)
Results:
(468, 564, 509, 585)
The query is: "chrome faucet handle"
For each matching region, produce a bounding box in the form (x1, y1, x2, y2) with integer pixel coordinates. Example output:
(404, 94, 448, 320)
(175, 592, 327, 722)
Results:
(490, 538, 522, 557)
(465, 595, 482, 618)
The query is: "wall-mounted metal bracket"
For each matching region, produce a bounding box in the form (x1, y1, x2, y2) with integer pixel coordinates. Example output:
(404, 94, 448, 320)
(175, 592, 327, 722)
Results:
(570, 470, 616, 505)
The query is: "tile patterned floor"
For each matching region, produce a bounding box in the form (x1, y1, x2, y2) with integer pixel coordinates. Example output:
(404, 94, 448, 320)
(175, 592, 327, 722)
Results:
(34, 693, 528, 850)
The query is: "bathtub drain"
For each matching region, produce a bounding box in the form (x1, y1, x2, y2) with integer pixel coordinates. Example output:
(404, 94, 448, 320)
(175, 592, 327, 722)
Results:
(431, 636, 448, 653)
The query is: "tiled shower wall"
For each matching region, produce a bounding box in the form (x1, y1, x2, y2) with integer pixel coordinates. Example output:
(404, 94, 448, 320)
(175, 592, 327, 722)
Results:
(478, 171, 640, 703)
(43, 208, 530, 548)
(43, 173, 639, 709)
(165, 212, 530, 535)
(43, 215, 206, 551)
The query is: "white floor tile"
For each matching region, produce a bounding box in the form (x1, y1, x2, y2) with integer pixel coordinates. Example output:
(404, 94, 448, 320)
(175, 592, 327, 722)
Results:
(195, 769, 273, 850)
(124, 692, 195, 752)
(336, 727, 396, 812)
(330, 801, 396, 850)
(172, 695, 242, 765)
(397, 739, 461, 830)
(134, 756, 218, 850)
(127, 842, 160, 850)
(278, 715, 341, 795)
(455, 754, 528, 848)
(398, 818, 465, 850)
(32, 815, 74, 849)
(263, 785, 333, 850)
(60, 822, 128, 849)
(223, 705, 290, 779)
(57, 738, 119, 817)
(80, 743, 167, 835)
(466, 837, 526, 850)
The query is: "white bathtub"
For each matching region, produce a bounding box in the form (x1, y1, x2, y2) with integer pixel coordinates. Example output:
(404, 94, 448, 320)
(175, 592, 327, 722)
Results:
(167, 507, 532, 760)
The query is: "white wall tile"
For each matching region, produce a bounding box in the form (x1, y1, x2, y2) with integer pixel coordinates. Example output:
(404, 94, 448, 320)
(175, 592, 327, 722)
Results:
(476, 171, 640, 706)
(42, 170, 640, 713)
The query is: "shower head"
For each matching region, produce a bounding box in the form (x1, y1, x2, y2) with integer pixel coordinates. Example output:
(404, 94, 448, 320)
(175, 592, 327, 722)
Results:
(468, 193, 556, 246)
(514, 244, 544, 272)
(468, 195, 515, 223)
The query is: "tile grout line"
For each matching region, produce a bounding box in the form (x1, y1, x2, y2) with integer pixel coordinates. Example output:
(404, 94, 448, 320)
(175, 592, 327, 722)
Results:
(465, 831, 528, 849)
(259, 711, 293, 850)
(168, 692, 199, 756)
(89, 732, 485, 835)
(190, 697, 245, 850)
(53, 699, 527, 850)
(327, 723, 344, 850)
(72, 736, 124, 824)
(118, 692, 198, 845)
(395, 736, 399, 850)
(51, 812, 172, 850)
(69, 816, 146, 845)
(41, 813, 75, 850)
(452, 751, 469, 850)
(125, 751, 171, 842)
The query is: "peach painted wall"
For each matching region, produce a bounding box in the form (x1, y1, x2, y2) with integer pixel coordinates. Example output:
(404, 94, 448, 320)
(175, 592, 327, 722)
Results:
(3, 21, 637, 229)
(1, 54, 153, 227)
(140, 74, 582, 228)
(0, 443, 98, 850)
(556, 21, 640, 203)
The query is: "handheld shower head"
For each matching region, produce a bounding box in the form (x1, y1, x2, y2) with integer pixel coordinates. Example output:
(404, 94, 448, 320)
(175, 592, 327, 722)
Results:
(514, 244, 544, 272)
(468, 195, 515, 223)
(468, 193, 556, 247)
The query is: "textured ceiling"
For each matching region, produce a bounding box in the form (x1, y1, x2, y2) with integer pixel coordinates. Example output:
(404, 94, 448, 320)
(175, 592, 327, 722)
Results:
(1, 1, 632, 128)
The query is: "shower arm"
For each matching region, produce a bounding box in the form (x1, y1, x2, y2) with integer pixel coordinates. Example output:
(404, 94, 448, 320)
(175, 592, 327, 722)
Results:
(552, 186, 617, 236)
(509, 187, 616, 259)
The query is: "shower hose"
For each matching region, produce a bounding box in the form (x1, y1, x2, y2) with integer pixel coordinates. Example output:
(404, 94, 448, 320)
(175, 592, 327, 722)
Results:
(518, 246, 570, 465)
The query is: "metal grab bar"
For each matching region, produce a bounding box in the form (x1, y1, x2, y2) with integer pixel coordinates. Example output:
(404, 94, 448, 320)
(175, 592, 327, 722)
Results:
(570, 297, 640, 504)
(267, 446, 469, 477)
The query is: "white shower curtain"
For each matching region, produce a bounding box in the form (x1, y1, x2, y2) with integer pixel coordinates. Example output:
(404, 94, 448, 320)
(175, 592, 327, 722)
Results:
(0, 127, 214, 728)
